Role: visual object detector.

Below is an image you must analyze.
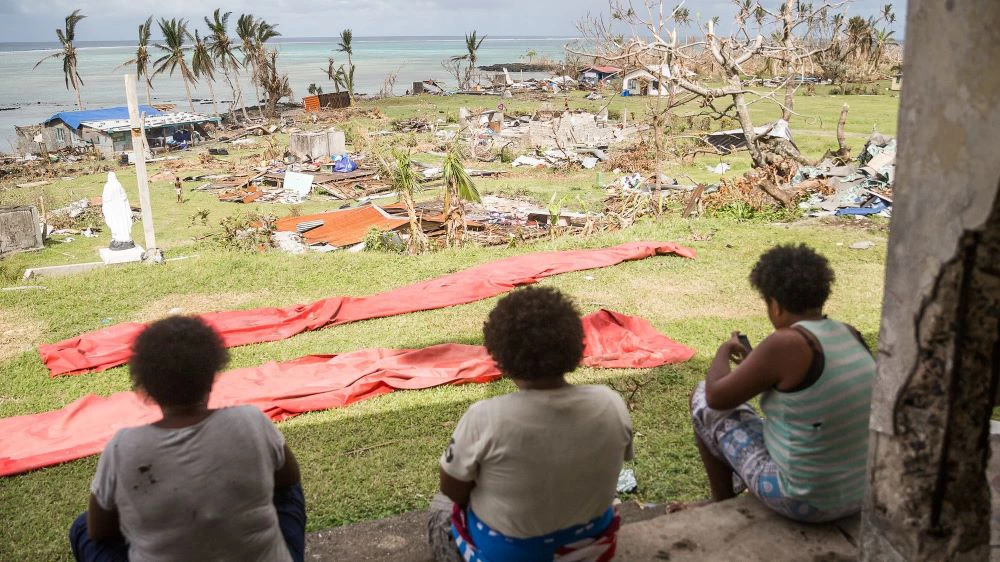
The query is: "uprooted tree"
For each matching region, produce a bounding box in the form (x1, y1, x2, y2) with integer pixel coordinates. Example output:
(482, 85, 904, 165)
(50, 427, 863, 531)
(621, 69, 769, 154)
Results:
(573, 0, 857, 174)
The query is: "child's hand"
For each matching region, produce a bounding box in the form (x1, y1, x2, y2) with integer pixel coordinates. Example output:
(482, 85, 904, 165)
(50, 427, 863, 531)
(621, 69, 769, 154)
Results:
(725, 332, 750, 364)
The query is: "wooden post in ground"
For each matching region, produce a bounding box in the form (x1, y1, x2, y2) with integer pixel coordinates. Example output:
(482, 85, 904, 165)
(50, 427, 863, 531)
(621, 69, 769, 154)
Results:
(124, 74, 158, 258)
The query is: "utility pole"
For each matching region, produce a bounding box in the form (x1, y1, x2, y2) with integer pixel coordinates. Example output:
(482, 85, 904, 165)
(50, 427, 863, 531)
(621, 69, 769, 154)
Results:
(124, 74, 160, 261)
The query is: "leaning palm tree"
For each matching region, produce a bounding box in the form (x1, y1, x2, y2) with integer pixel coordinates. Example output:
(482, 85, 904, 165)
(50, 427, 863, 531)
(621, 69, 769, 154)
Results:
(191, 31, 219, 116)
(35, 9, 87, 109)
(205, 9, 247, 120)
(441, 144, 481, 248)
(388, 150, 430, 254)
(119, 16, 155, 106)
(153, 18, 197, 113)
(337, 29, 355, 99)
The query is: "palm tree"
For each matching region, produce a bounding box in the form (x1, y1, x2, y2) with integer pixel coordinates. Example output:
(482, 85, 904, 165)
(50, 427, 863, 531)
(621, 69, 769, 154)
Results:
(869, 28, 896, 76)
(153, 18, 197, 113)
(205, 9, 247, 120)
(845, 16, 873, 62)
(388, 150, 430, 254)
(118, 16, 154, 106)
(191, 31, 219, 116)
(34, 10, 87, 109)
(441, 144, 481, 248)
(337, 29, 355, 99)
(450, 31, 486, 89)
(524, 49, 537, 63)
(236, 14, 262, 113)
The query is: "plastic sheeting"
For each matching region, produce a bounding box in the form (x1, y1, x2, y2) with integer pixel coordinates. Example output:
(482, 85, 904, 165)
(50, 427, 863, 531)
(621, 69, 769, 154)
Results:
(39, 241, 695, 377)
(1, 309, 695, 477)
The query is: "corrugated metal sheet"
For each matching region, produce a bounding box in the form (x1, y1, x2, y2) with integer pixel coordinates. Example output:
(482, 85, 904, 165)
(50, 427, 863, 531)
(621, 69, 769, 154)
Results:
(275, 205, 407, 248)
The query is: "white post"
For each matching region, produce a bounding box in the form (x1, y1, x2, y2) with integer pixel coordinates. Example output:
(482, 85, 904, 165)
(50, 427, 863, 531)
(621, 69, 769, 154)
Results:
(125, 75, 157, 255)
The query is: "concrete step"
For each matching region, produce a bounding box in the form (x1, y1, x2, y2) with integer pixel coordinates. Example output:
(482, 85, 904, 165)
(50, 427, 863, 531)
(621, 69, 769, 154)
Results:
(304, 495, 859, 561)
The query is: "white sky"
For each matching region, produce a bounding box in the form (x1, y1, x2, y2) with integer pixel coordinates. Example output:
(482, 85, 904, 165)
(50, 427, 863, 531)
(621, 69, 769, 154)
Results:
(0, 0, 906, 42)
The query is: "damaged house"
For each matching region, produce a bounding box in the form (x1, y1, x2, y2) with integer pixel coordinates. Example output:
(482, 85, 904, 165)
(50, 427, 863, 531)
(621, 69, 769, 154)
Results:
(15, 106, 220, 157)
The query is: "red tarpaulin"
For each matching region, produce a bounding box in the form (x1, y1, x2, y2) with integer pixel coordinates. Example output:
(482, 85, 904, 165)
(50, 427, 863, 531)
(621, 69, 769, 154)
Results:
(1, 310, 695, 477)
(39, 242, 695, 377)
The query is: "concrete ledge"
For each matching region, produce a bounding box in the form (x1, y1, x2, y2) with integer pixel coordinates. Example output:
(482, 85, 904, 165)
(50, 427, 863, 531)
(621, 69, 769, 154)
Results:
(22, 261, 106, 280)
(616, 495, 858, 561)
(304, 496, 858, 561)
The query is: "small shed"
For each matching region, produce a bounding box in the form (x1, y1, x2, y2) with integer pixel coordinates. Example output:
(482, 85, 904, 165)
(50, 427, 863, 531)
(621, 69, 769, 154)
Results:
(890, 71, 902, 91)
(623, 65, 673, 96)
(579, 66, 622, 85)
(302, 92, 351, 112)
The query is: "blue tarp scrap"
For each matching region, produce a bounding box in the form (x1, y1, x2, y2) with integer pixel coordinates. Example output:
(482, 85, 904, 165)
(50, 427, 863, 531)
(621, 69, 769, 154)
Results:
(44, 106, 164, 130)
(835, 196, 891, 216)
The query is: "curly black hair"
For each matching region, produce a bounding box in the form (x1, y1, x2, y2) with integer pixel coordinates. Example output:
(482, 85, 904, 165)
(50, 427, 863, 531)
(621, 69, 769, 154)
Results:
(483, 287, 584, 380)
(749, 244, 835, 314)
(129, 316, 229, 407)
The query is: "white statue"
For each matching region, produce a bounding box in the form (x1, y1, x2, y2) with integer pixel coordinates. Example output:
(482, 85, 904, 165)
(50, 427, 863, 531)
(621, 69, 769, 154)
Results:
(101, 172, 135, 250)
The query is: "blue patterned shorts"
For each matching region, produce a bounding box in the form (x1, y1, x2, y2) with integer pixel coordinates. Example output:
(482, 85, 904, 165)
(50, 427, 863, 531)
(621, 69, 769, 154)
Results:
(690, 382, 852, 522)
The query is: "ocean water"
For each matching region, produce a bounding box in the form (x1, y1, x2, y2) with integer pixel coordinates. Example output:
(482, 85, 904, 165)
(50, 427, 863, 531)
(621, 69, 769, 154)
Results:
(0, 36, 573, 152)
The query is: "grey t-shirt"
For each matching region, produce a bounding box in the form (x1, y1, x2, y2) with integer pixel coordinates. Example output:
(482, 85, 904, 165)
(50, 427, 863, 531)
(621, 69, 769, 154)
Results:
(91, 405, 292, 562)
(440, 384, 633, 538)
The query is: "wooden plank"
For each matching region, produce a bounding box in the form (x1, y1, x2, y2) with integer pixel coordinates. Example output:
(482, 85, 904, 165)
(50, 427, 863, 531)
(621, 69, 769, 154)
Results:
(682, 184, 706, 218)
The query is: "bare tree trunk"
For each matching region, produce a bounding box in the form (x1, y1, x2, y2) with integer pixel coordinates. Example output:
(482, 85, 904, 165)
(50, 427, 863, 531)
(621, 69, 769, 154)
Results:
(836, 103, 850, 157)
(207, 79, 219, 117)
(403, 189, 429, 254)
(781, 0, 796, 121)
(144, 78, 153, 107)
(732, 85, 765, 168)
(71, 65, 83, 109)
(443, 182, 464, 248)
(183, 77, 195, 113)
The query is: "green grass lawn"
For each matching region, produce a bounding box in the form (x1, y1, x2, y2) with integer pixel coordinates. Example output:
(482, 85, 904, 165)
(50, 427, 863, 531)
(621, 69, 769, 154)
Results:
(0, 88, 896, 560)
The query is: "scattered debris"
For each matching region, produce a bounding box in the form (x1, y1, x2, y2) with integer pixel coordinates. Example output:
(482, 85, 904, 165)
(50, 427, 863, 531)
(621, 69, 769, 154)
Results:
(617, 468, 638, 494)
(849, 240, 875, 250)
(275, 205, 408, 250)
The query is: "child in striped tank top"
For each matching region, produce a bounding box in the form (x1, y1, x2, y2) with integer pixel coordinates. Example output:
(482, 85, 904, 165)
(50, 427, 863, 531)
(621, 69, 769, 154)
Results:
(688, 244, 876, 522)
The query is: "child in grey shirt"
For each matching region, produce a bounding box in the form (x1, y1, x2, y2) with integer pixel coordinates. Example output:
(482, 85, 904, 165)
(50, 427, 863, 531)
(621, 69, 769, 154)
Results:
(69, 316, 306, 562)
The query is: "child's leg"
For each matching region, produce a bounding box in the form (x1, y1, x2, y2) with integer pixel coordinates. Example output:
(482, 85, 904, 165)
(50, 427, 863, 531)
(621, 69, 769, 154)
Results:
(274, 483, 307, 562)
(68, 513, 128, 562)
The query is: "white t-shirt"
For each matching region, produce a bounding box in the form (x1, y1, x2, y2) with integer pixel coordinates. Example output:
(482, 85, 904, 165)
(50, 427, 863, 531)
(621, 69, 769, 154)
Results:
(91, 405, 292, 562)
(440, 384, 633, 538)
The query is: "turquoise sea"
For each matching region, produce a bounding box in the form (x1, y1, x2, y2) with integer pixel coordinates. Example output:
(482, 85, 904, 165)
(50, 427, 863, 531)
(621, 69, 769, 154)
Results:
(0, 37, 574, 152)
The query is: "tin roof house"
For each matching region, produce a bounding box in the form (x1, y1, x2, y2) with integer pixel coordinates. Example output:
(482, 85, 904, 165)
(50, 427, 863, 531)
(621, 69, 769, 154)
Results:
(14, 106, 220, 157)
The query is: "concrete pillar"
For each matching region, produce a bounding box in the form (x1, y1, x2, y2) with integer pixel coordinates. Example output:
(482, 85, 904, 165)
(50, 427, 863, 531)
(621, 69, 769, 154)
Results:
(860, 1, 1000, 561)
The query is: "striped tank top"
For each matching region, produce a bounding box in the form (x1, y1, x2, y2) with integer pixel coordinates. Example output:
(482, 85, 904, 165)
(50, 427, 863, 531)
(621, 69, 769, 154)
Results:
(759, 318, 876, 512)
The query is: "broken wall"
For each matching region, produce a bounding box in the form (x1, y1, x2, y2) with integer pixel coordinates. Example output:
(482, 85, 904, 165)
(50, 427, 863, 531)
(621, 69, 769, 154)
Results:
(860, 0, 1000, 560)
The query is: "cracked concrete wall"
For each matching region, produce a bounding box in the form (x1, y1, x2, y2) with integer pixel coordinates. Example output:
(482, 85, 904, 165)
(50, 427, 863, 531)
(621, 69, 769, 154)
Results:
(861, 0, 1000, 560)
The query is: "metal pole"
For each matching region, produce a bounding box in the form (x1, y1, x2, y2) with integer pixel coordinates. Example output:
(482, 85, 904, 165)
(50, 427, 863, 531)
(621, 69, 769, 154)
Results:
(124, 74, 157, 255)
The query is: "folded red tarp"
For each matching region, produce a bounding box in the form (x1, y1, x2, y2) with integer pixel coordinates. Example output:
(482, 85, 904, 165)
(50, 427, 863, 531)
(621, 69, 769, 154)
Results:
(2, 310, 695, 477)
(39, 242, 695, 377)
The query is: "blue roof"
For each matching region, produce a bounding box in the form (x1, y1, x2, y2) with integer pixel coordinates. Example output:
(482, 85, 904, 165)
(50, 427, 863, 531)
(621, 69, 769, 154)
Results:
(44, 106, 163, 130)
